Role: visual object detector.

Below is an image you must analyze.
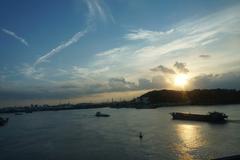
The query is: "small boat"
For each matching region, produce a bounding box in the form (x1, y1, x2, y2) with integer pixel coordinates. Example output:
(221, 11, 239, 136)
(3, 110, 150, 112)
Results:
(170, 111, 228, 123)
(95, 112, 110, 117)
(0, 117, 9, 126)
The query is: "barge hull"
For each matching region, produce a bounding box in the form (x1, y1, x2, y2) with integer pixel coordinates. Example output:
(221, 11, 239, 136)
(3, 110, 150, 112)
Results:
(170, 112, 228, 123)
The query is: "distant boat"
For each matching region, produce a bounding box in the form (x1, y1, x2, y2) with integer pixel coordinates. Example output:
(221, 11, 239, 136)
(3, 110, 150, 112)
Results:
(170, 111, 228, 123)
(0, 117, 9, 126)
(95, 112, 110, 117)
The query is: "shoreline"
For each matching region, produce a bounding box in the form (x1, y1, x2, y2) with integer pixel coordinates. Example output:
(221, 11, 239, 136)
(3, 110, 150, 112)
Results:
(1, 103, 240, 114)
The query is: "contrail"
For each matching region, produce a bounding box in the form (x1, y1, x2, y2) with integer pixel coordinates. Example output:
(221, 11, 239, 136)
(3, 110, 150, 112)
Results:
(34, 0, 112, 66)
(2, 28, 28, 46)
(34, 29, 88, 66)
(86, 0, 107, 22)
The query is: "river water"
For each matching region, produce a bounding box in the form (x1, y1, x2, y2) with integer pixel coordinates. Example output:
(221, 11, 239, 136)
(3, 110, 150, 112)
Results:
(0, 105, 240, 160)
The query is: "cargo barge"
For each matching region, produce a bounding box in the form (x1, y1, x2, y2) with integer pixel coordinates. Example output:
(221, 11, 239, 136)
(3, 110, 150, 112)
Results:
(170, 111, 228, 123)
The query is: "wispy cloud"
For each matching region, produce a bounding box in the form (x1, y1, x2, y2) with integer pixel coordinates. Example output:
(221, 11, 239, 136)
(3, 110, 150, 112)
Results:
(34, 0, 113, 66)
(71, 66, 109, 79)
(201, 38, 218, 46)
(93, 5, 240, 82)
(2, 28, 28, 46)
(96, 47, 128, 56)
(86, 0, 105, 22)
(34, 30, 88, 66)
(20, 64, 45, 80)
(85, 0, 114, 23)
(125, 28, 174, 41)
(134, 29, 219, 59)
(8, 3, 240, 103)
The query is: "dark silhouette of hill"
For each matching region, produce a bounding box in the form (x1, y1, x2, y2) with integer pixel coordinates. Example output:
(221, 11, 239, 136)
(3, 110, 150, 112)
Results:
(139, 89, 240, 105)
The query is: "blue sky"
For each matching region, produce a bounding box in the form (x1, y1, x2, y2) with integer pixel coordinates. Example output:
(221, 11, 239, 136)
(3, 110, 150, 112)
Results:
(0, 0, 240, 106)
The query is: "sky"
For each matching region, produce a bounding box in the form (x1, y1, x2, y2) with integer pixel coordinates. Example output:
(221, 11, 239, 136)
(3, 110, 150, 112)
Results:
(0, 0, 240, 107)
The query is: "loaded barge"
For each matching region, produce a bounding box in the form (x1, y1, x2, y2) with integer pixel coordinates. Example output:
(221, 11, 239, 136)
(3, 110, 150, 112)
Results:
(170, 112, 228, 123)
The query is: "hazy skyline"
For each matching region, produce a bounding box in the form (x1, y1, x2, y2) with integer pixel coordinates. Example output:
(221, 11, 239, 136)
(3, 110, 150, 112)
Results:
(0, 0, 240, 106)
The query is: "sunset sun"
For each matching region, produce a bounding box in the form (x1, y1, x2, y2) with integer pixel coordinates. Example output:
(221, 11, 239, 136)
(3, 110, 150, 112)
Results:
(174, 74, 189, 87)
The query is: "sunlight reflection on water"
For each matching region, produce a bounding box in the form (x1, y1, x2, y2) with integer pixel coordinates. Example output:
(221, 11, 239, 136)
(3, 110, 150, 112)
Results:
(174, 124, 207, 160)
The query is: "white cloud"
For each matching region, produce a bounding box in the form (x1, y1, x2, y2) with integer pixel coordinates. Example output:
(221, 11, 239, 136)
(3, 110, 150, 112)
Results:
(85, 0, 115, 24)
(2, 28, 28, 46)
(34, 0, 113, 66)
(58, 66, 111, 84)
(8, 4, 240, 102)
(92, 4, 240, 81)
(201, 38, 218, 46)
(135, 29, 219, 59)
(96, 47, 128, 56)
(20, 64, 45, 80)
(34, 30, 88, 66)
(125, 28, 174, 41)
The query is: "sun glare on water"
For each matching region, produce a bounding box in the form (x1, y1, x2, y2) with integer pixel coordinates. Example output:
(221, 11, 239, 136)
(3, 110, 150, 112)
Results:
(174, 74, 189, 87)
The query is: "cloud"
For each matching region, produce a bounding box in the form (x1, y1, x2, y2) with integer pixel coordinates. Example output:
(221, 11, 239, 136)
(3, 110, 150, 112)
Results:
(174, 62, 189, 73)
(113, 5, 240, 71)
(96, 47, 128, 56)
(151, 75, 170, 89)
(20, 64, 45, 80)
(138, 78, 153, 89)
(85, 0, 114, 23)
(34, 30, 88, 66)
(138, 76, 169, 90)
(0, 76, 138, 101)
(71, 66, 109, 79)
(2, 28, 28, 46)
(108, 77, 137, 91)
(134, 29, 219, 60)
(34, 0, 113, 66)
(199, 54, 211, 59)
(201, 38, 218, 46)
(125, 28, 174, 41)
(150, 65, 175, 74)
(191, 72, 240, 89)
(2, 4, 240, 106)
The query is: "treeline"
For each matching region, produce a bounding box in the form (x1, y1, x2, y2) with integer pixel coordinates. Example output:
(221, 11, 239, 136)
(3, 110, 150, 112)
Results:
(140, 89, 240, 105)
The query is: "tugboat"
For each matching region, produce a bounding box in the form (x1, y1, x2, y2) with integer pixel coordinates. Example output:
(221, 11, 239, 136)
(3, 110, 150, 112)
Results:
(170, 111, 228, 123)
(95, 111, 110, 117)
(0, 117, 9, 126)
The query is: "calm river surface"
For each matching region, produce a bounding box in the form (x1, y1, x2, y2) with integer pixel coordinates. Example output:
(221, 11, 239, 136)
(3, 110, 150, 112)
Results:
(1, 105, 240, 160)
